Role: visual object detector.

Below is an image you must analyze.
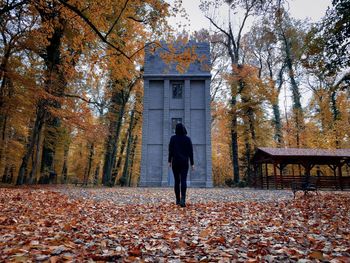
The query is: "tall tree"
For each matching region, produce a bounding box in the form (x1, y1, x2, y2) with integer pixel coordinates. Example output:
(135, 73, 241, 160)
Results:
(323, 0, 350, 72)
(17, 0, 83, 184)
(272, 7, 307, 147)
(102, 76, 140, 186)
(8, 0, 176, 185)
(200, 0, 272, 183)
(302, 20, 349, 148)
(243, 22, 285, 147)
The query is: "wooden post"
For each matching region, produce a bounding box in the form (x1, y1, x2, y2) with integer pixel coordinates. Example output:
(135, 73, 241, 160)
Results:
(273, 163, 278, 189)
(338, 163, 343, 191)
(265, 163, 269, 189)
(305, 163, 314, 184)
(253, 164, 257, 188)
(259, 164, 263, 189)
(279, 164, 284, 189)
(331, 165, 337, 189)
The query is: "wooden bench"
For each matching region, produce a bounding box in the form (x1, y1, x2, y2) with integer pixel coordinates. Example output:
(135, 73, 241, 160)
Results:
(291, 176, 319, 198)
(73, 179, 87, 186)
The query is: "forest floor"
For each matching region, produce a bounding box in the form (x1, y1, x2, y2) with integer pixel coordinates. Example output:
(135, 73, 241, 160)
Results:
(1, 186, 350, 262)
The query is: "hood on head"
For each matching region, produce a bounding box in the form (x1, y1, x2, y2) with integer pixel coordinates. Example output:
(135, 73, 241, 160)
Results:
(175, 123, 187, 135)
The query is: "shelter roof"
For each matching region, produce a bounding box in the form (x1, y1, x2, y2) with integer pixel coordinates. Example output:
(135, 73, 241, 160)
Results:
(257, 147, 350, 157)
(253, 147, 350, 165)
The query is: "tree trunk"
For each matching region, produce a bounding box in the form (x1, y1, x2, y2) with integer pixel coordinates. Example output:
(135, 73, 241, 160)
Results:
(0, 114, 8, 175)
(330, 90, 340, 148)
(266, 57, 285, 147)
(9, 165, 14, 183)
(17, 105, 45, 185)
(242, 108, 251, 179)
(0, 44, 12, 108)
(2, 165, 9, 183)
(231, 94, 240, 183)
(127, 135, 138, 187)
(34, 3, 68, 183)
(283, 36, 304, 147)
(241, 93, 256, 183)
(272, 103, 284, 147)
(102, 84, 128, 186)
(84, 143, 94, 185)
(40, 119, 60, 179)
(0, 46, 13, 177)
(39, 24, 65, 179)
(102, 116, 124, 186)
(111, 137, 127, 186)
(61, 140, 69, 184)
(94, 165, 99, 185)
(246, 105, 256, 182)
(121, 109, 135, 186)
(228, 42, 240, 184)
(28, 127, 42, 184)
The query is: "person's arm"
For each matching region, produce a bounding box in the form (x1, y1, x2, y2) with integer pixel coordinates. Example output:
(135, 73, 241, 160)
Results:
(168, 137, 174, 166)
(188, 137, 194, 166)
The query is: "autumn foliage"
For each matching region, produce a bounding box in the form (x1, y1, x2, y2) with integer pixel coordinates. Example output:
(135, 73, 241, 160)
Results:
(0, 0, 181, 186)
(205, 1, 350, 185)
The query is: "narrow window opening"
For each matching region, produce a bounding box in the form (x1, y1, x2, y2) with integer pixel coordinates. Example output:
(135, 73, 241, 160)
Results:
(172, 83, 183, 99)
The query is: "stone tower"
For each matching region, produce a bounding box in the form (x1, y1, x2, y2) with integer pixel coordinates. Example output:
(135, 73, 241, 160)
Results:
(140, 41, 212, 187)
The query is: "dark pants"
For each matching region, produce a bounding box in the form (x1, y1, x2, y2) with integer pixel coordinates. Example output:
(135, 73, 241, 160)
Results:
(172, 163, 189, 201)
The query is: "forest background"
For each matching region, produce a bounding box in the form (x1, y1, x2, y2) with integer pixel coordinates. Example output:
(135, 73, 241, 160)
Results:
(0, 0, 349, 187)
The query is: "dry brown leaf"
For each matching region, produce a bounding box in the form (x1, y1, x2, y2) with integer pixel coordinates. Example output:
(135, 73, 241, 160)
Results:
(309, 250, 324, 260)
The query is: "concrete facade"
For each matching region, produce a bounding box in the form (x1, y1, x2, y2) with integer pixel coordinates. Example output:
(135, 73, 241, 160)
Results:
(140, 42, 212, 187)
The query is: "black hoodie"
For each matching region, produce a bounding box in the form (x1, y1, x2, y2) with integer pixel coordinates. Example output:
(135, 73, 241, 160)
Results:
(168, 123, 194, 166)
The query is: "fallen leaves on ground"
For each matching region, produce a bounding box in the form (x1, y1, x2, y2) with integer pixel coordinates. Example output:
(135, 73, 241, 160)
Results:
(0, 187, 349, 262)
(58, 186, 293, 204)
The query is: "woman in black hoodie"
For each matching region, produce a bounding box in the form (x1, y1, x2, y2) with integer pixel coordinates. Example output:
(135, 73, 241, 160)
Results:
(168, 123, 194, 207)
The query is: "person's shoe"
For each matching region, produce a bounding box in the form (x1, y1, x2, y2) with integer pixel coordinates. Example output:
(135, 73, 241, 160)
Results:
(180, 197, 186, 207)
(176, 199, 180, 205)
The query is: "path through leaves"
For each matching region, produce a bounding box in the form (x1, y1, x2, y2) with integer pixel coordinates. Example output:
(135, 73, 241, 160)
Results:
(1, 187, 349, 262)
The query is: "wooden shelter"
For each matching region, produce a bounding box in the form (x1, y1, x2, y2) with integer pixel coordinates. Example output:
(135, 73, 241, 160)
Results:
(252, 147, 350, 190)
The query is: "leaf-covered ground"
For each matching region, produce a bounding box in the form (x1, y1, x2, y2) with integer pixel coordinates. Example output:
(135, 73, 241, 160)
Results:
(58, 187, 293, 204)
(1, 187, 350, 262)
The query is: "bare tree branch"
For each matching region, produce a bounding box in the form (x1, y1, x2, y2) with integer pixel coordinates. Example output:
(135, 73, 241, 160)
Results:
(205, 15, 230, 39)
(277, 63, 286, 93)
(236, 3, 254, 53)
(57, 0, 162, 61)
(0, 0, 28, 17)
(211, 77, 224, 102)
(127, 16, 145, 23)
(57, 0, 131, 60)
(228, 23, 237, 56)
(129, 41, 160, 59)
(333, 68, 350, 88)
(63, 93, 105, 108)
(105, 0, 130, 39)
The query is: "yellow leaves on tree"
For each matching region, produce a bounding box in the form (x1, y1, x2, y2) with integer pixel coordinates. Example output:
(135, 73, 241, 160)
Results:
(211, 101, 232, 185)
